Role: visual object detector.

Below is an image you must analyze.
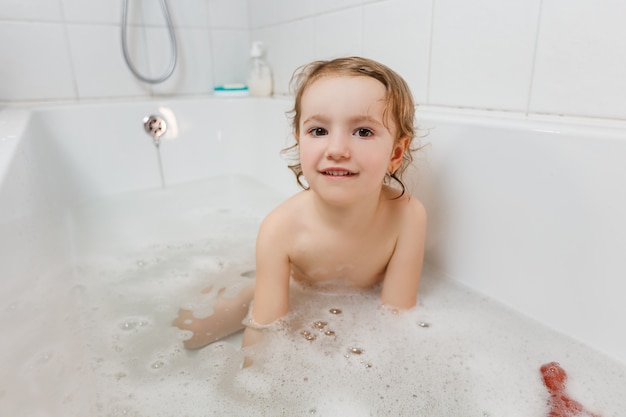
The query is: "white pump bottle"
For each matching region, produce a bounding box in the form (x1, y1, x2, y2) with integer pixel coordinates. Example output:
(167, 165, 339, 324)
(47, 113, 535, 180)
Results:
(247, 41, 273, 97)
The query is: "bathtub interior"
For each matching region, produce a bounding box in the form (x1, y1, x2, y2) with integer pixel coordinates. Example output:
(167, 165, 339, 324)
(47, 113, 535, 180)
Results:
(0, 97, 295, 294)
(0, 98, 297, 414)
(411, 111, 626, 367)
(1, 98, 626, 415)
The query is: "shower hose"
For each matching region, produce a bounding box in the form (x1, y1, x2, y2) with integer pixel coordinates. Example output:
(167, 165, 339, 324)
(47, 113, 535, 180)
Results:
(121, 0, 177, 84)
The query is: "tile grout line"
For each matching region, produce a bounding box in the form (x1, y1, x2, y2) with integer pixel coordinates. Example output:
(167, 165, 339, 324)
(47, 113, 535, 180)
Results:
(525, 0, 545, 117)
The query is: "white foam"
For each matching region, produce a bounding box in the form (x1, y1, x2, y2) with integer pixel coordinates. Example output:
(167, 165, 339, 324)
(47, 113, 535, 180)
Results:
(3, 176, 625, 417)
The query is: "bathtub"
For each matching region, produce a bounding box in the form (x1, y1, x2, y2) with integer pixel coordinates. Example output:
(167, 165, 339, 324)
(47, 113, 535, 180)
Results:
(1, 97, 625, 415)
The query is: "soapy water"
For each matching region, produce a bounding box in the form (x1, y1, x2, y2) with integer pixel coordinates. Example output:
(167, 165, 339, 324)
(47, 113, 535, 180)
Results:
(2, 176, 626, 416)
(72, 249, 624, 417)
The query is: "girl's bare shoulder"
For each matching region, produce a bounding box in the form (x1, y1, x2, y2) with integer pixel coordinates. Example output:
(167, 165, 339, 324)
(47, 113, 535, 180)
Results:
(383, 186, 427, 221)
(259, 191, 309, 233)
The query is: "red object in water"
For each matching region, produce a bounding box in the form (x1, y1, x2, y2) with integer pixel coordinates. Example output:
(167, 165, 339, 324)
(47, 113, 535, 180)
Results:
(540, 362, 601, 417)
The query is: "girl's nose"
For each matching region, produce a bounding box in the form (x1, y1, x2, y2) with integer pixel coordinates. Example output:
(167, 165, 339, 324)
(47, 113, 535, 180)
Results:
(325, 133, 351, 160)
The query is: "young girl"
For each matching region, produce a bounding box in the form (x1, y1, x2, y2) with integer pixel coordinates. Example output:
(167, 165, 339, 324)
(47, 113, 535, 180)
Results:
(174, 56, 427, 351)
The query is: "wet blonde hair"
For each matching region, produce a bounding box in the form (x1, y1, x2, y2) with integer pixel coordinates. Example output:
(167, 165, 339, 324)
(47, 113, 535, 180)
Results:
(284, 56, 419, 195)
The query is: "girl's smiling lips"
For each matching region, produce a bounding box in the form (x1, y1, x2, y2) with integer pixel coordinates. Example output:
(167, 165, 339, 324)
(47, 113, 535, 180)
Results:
(319, 167, 357, 177)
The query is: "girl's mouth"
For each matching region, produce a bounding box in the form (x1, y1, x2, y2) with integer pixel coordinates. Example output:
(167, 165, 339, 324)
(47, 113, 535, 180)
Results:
(321, 170, 354, 177)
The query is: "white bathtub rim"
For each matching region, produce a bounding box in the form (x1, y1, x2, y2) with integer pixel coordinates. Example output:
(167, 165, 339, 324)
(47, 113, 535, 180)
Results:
(417, 105, 626, 140)
(0, 94, 291, 114)
(3, 95, 626, 133)
(0, 109, 31, 187)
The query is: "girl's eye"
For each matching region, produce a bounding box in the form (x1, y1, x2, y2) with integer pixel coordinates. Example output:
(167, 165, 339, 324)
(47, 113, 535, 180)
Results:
(354, 128, 373, 138)
(308, 127, 328, 137)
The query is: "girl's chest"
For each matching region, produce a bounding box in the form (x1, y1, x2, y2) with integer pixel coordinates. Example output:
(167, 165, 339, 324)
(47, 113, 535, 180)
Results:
(288, 227, 397, 287)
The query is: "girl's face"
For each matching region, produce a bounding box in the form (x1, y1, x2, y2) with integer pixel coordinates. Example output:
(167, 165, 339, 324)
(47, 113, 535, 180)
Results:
(297, 75, 408, 205)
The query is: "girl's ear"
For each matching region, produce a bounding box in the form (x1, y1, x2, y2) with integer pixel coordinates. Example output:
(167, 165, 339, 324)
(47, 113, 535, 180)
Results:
(388, 136, 410, 173)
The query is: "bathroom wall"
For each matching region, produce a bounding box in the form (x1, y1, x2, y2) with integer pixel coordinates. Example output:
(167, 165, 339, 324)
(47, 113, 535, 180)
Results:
(248, 0, 626, 121)
(2, 0, 626, 122)
(0, 0, 250, 101)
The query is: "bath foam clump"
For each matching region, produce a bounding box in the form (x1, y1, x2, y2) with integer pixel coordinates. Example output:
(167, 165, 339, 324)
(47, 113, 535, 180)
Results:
(230, 283, 482, 416)
(72, 244, 625, 417)
(70, 238, 260, 416)
(73, 241, 481, 416)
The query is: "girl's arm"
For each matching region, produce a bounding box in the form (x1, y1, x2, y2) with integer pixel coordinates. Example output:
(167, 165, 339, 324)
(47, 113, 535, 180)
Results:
(242, 209, 291, 348)
(380, 197, 427, 310)
(174, 284, 255, 349)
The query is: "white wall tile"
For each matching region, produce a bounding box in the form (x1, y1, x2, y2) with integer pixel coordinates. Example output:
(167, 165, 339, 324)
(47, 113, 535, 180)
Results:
(429, 0, 541, 111)
(251, 19, 317, 95)
(62, 0, 147, 25)
(61, 0, 120, 24)
(273, 0, 315, 22)
(247, 0, 276, 29)
(0, 22, 76, 101)
(150, 28, 214, 95)
(66, 24, 150, 98)
(142, 0, 210, 28)
(0, 0, 64, 21)
(208, 0, 249, 29)
(315, 8, 363, 59)
(363, 0, 432, 105)
(210, 30, 250, 86)
(315, 0, 364, 14)
(530, 0, 626, 119)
